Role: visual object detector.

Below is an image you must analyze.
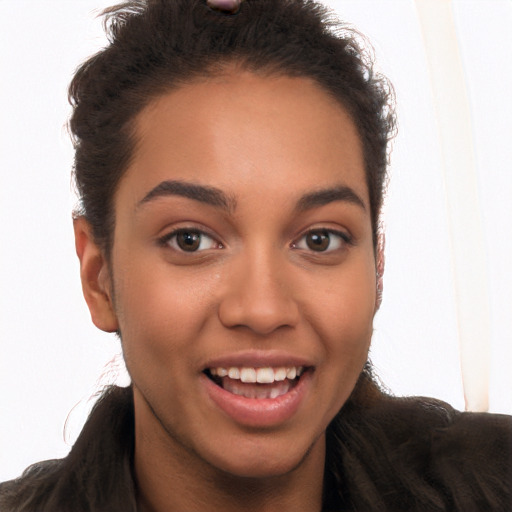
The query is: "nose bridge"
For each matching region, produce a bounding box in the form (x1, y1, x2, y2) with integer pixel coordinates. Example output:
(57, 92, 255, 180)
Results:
(218, 242, 299, 334)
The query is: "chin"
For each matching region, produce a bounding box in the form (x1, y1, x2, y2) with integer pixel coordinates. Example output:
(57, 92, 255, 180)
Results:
(206, 431, 324, 480)
(216, 456, 303, 480)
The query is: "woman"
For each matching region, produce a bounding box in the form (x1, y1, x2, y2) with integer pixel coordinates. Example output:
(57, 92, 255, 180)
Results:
(1, 0, 510, 510)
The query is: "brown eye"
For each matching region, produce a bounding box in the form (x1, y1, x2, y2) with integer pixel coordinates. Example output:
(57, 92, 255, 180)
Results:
(162, 229, 219, 253)
(176, 231, 201, 251)
(305, 231, 330, 251)
(293, 229, 349, 253)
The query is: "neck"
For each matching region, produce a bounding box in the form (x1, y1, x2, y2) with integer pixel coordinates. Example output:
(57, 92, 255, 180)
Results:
(133, 393, 325, 512)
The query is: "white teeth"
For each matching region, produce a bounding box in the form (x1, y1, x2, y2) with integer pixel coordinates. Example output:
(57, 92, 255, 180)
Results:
(270, 387, 283, 399)
(228, 367, 240, 379)
(223, 378, 292, 399)
(210, 366, 305, 383)
(240, 367, 257, 383)
(256, 367, 274, 384)
(286, 367, 297, 379)
(274, 367, 287, 381)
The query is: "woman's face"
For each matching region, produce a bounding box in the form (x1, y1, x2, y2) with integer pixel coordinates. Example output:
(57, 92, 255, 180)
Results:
(106, 72, 377, 478)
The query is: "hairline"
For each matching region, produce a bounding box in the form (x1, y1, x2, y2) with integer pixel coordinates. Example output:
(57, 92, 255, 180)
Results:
(84, 60, 379, 259)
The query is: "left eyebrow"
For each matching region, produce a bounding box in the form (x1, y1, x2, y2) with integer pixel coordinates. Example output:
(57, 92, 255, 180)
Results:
(295, 185, 366, 212)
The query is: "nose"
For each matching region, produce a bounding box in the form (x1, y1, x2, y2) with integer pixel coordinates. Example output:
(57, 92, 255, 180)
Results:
(218, 249, 300, 335)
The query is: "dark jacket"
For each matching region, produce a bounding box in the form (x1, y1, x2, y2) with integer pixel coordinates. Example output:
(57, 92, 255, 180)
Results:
(1, 379, 511, 511)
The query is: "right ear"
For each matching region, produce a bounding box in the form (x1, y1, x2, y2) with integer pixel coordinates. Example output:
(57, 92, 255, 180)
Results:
(73, 217, 119, 333)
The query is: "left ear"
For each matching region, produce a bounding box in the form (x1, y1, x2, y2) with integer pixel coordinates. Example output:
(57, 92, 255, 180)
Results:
(73, 217, 119, 333)
(375, 232, 385, 312)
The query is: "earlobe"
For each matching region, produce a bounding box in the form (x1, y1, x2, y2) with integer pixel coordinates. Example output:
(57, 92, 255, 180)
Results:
(73, 217, 119, 333)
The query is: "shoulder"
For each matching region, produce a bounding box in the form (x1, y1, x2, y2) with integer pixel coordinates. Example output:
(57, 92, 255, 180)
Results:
(329, 384, 512, 511)
(374, 395, 512, 461)
(0, 386, 136, 512)
(370, 395, 512, 510)
(0, 459, 63, 511)
(425, 402, 512, 469)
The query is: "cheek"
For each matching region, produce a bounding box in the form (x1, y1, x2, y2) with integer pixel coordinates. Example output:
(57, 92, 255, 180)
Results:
(314, 267, 375, 413)
(311, 261, 376, 345)
(111, 257, 221, 366)
(306, 257, 375, 409)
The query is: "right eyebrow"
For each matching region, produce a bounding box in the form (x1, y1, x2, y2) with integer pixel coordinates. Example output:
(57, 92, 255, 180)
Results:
(136, 180, 236, 212)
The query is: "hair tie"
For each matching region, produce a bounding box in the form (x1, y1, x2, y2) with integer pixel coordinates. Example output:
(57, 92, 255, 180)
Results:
(207, 0, 242, 14)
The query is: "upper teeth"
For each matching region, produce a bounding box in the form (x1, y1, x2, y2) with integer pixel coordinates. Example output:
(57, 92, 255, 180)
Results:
(210, 366, 304, 384)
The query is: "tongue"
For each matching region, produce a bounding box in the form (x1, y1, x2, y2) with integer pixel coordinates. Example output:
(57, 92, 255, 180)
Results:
(221, 377, 292, 399)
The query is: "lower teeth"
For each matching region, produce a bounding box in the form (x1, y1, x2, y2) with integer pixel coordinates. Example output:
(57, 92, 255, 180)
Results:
(222, 377, 293, 399)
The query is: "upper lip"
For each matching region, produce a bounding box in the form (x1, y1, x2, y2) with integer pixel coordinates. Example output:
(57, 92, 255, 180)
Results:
(201, 350, 315, 371)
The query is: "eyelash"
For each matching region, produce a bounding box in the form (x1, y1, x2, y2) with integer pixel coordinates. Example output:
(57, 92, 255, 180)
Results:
(291, 228, 353, 253)
(158, 227, 352, 254)
(158, 228, 223, 252)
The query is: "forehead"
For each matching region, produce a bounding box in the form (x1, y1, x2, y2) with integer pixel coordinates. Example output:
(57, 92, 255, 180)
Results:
(123, 71, 368, 208)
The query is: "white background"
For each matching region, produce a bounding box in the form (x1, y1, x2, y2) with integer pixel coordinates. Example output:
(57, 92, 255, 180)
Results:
(1, 0, 511, 481)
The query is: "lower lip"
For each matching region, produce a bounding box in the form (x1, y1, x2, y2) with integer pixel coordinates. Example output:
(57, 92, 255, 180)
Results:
(202, 371, 312, 428)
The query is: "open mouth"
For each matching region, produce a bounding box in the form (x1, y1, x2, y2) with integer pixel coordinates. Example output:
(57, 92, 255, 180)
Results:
(204, 366, 309, 399)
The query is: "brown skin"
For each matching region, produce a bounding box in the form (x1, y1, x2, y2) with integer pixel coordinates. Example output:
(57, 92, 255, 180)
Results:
(75, 72, 379, 512)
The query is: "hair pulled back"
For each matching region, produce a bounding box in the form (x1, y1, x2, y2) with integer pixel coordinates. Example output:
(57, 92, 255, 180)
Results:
(69, 0, 395, 253)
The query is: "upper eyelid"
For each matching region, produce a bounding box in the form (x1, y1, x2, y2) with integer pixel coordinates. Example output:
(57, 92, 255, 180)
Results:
(160, 224, 218, 239)
(158, 226, 221, 247)
(294, 227, 352, 242)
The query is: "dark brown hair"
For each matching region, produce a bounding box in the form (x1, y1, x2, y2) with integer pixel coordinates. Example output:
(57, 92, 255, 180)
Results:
(69, 0, 395, 254)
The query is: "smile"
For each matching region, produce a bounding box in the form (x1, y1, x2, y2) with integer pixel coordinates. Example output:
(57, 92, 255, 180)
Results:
(201, 352, 314, 427)
(205, 366, 306, 399)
